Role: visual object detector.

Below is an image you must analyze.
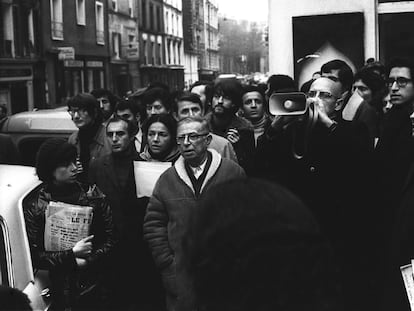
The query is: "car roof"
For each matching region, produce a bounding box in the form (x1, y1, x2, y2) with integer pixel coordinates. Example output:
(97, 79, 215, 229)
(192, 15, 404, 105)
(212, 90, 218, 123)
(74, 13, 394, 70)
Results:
(1, 107, 77, 133)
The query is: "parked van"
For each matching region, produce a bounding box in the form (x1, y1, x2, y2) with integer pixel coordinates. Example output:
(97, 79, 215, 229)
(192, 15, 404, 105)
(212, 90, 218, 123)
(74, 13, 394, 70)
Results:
(0, 108, 76, 165)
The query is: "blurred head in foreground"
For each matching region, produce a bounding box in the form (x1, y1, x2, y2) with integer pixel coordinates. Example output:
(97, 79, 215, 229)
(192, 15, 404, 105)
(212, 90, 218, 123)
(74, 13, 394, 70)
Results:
(186, 178, 343, 311)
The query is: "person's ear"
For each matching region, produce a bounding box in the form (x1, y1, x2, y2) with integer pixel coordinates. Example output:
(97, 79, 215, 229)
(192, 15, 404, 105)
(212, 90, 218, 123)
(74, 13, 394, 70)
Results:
(172, 112, 179, 121)
(335, 91, 348, 111)
(205, 133, 212, 146)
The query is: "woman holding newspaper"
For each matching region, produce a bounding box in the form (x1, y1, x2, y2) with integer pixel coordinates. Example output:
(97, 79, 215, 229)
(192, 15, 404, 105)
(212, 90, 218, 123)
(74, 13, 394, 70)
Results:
(24, 138, 118, 310)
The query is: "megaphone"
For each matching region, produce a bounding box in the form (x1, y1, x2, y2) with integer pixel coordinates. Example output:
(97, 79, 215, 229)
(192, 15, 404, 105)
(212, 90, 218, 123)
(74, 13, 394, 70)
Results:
(268, 92, 308, 116)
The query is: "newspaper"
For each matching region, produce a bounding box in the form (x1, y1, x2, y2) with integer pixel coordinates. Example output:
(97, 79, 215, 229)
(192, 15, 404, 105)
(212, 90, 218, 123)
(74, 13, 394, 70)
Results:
(133, 161, 172, 198)
(401, 263, 414, 310)
(44, 201, 93, 251)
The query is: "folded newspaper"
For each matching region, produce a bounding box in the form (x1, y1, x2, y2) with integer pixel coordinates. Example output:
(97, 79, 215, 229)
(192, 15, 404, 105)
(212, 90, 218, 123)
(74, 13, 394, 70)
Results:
(44, 201, 93, 251)
(401, 263, 414, 310)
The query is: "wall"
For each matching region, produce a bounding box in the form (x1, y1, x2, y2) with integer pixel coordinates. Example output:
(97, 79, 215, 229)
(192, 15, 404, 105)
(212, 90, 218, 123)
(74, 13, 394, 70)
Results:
(268, 0, 376, 78)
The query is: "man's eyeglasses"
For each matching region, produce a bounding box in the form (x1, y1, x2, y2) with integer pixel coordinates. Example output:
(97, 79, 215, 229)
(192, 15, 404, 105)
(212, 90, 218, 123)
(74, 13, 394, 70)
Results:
(307, 90, 335, 100)
(176, 133, 209, 144)
(386, 77, 412, 88)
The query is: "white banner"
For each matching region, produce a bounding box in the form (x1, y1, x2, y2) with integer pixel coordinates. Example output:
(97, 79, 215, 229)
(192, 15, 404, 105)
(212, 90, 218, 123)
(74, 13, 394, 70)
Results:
(133, 161, 172, 198)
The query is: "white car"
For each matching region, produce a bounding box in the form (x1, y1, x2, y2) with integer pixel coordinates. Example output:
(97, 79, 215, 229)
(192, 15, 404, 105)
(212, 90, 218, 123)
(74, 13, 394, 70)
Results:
(0, 165, 51, 310)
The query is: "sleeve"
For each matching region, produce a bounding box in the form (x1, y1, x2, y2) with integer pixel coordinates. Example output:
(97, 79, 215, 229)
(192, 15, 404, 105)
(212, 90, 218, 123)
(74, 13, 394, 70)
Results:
(87, 197, 119, 265)
(143, 187, 174, 270)
(24, 201, 77, 272)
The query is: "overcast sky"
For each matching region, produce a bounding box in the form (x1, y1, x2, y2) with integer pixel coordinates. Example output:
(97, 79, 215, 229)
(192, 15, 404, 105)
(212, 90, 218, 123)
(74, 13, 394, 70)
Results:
(216, 0, 268, 22)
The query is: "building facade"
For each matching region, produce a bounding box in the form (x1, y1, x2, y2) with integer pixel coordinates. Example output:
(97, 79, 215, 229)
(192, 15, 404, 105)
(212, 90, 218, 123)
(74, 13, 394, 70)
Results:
(163, 0, 184, 90)
(199, 0, 218, 80)
(108, 0, 140, 96)
(182, 0, 202, 88)
(0, 1, 42, 113)
(42, 0, 110, 106)
(269, 0, 414, 87)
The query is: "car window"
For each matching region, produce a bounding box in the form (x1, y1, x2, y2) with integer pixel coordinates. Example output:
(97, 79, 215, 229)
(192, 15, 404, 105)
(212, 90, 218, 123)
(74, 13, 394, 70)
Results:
(0, 217, 11, 286)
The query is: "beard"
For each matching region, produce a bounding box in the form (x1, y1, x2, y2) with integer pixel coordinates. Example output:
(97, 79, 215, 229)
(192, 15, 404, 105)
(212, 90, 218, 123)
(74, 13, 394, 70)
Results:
(213, 104, 233, 118)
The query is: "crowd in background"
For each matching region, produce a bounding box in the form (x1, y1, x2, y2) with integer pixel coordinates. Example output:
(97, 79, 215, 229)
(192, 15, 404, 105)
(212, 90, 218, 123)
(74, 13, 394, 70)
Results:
(3, 56, 414, 311)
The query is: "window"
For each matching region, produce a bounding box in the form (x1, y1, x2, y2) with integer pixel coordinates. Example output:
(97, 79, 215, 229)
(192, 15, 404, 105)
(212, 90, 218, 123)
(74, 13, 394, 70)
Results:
(1, 3, 14, 57)
(143, 40, 147, 64)
(112, 32, 121, 59)
(156, 7, 161, 32)
(142, 0, 147, 28)
(165, 12, 169, 33)
(76, 0, 85, 25)
(50, 0, 63, 40)
(157, 42, 162, 64)
(149, 3, 154, 30)
(111, 0, 118, 11)
(95, 2, 104, 45)
(28, 9, 35, 51)
(151, 41, 155, 64)
(0, 218, 11, 286)
(128, 0, 134, 17)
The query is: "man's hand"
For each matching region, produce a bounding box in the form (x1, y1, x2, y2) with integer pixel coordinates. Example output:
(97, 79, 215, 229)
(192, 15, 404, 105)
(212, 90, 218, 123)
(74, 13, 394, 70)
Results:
(72, 235, 94, 258)
(226, 128, 240, 144)
(313, 100, 335, 128)
(270, 115, 297, 131)
(75, 157, 84, 175)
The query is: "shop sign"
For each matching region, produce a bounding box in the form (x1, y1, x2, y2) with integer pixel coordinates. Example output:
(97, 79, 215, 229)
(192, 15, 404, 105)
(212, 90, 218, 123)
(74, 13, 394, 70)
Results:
(58, 47, 75, 60)
(0, 68, 32, 78)
(64, 60, 84, 67)
(86, 61, 104, 68)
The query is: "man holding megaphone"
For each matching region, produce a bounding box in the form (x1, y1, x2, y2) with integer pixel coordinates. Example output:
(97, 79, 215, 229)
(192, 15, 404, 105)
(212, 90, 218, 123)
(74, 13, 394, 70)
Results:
(255, 76, 377, 310)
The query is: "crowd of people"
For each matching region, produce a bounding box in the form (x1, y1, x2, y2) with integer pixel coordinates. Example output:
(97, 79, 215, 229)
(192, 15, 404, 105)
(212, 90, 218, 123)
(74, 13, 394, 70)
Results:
(3, 56, 414, 310)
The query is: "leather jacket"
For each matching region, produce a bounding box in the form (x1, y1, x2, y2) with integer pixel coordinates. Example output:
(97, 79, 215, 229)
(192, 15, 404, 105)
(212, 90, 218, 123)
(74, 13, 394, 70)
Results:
(24, 182, 118, 308)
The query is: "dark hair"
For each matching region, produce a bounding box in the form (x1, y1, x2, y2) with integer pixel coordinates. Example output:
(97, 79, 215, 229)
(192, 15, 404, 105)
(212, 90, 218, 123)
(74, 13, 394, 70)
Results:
(0, 285, 32, 311)
(191, 81, 214, 102)
(213, 79, 244, 111)
(142, 114, 177, 139)
(141, 87, 171, 111)
(115, 99, 139, 117)
(147, 82, 170, 93)
(36, 138, 77, 183)
(106, 115, 139, 137)
(354, 69, 386, 100)
(321, 59, 354, 93)
(267, 74, 297, 94)
(362, 60, 386, 78)
(90, 88, 118, 110)
(185, 178, 343, 311)
(242, 85, 265, 101)
(66, 93, 102, 124)
(173, 92, 203, 113)
(386, 58, 414, 80)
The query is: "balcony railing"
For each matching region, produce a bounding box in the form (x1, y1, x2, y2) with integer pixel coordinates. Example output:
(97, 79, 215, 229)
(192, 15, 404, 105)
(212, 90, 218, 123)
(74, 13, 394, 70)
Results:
(96, 30, 105, 45)
(51, 21, 63, 40)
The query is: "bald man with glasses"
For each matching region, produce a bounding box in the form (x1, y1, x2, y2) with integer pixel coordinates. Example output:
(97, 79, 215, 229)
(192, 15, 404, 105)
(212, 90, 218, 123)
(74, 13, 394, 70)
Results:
(255, 76, 376, 310)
